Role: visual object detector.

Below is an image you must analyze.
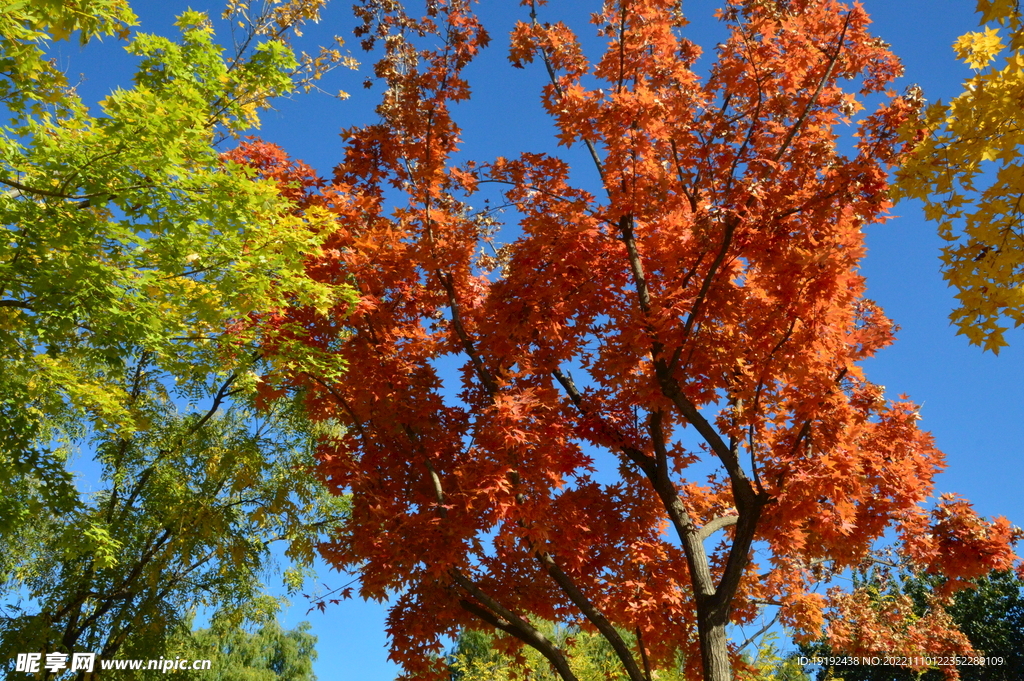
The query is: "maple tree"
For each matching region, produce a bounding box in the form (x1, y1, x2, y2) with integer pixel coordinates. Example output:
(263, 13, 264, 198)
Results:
(252, 0, 1022, 679)
(894, 0, 1024, 352)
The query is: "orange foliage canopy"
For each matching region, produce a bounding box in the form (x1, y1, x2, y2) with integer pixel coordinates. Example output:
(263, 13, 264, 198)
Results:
(244, 0, 1019, 679)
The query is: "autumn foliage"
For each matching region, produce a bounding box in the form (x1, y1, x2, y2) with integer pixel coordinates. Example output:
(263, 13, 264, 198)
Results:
(246, 0, 1019, 679)
(895, 0, 1024, 352)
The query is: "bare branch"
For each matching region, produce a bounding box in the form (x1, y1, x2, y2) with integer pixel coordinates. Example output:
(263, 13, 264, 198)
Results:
(736, 607, 782, 653)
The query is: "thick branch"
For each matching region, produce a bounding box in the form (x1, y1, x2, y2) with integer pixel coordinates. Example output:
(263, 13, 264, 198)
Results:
(710, 501, 765, 617)
(653, 371, 756, 509)
(453, 571, 579, 681)
(697, 514, 738, 543)
(615, 212, 749, 510)
(647, 413, 716, 600)
(308, 374, 371, 443)
(0, 176, 112, 201)
(636, 627, 653, 681)
(619, 214, 653, 318)
(536, 552, 647, 681)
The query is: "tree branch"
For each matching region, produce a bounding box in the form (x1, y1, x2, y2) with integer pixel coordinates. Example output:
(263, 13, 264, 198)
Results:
(772, 11, 853, 164)
(697, 514, 739, 543)
(736, 607, 783, 654)
(551, 368, 654, 470)
(186, 372, 241, 437)
(453, 571, 580, 681)
(436, 270, 500, 395)
(529, 1, 606, 187)
(536, 552, 647, 681)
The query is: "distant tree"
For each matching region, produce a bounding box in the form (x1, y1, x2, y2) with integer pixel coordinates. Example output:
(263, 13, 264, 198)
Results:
(188, 617, 318, 681)
(446, 625, 686, 681)
(802, 569, 1024, 680)
(447, 625, 808, 681)
(894, 0, 1024, 352)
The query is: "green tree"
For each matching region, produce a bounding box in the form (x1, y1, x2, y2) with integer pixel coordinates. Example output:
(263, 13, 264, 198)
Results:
(0, 0, 352, 538)
(0, 351, 347, 676)
(447, 625, 677, 681)
(0, 0, 355, 673)
(187, 616, 318, 681)
(446, 624, 808, 681)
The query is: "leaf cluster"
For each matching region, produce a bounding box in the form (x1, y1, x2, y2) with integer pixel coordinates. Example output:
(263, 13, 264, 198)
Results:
(894, 0, 1024, 352)
(803, 569, 1024, 681)
(0, 0, 354, 539)
(178, 613, 319, 681)
(447, 623, 809, 681)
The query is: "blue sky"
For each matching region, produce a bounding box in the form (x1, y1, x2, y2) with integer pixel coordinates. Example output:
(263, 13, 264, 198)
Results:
(59, 0, 1024, 678)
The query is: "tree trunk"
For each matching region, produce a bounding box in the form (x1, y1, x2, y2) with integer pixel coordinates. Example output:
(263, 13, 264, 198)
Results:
(698, 610, 732, 681)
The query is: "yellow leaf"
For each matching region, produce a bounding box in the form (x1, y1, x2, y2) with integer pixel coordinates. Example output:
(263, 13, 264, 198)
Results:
(954, 27, 1005, 69)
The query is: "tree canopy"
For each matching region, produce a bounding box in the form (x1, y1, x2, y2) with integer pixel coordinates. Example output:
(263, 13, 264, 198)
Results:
(0, 0, 351, 538)
(243, 0, 1021, 679)
(0, 351, 346, 673)
(1, 0, 353, 672)
(188, 617, 319, 681)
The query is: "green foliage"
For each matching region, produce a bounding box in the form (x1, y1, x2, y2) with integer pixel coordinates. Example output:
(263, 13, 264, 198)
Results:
(447, 625, 645, 681)
(185, 616, 318, 681)
(0, 0, 352, 539)
(740, 637, 812, 681)
(0, 352, 347, 672)
(447, 625, 682, 681)
(0, 0, 136, 115)
(943, 571, 1024, 679)
(0, 0, 356, 671)
(446, 625, 808, 681)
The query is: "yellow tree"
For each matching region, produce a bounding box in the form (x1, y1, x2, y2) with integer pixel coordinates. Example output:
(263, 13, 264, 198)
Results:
(895, 0, 1024, 352)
